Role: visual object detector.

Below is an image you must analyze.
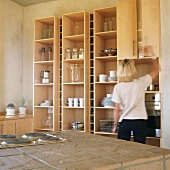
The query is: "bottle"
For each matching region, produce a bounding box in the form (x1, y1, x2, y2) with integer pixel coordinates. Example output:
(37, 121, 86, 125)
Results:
(79, 47, 84, 58)
(108, 17, 113, 31)
(74, 22, 79, 35)
(41, 47, 46, 61)
(104, 18, 108, 32)
(47, 47, 52, 61)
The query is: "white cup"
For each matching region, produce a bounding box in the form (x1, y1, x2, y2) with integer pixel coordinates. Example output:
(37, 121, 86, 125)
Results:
(65, 98, 74, 107)
(99, 74, 107, 82)
(79, 98, 84, 107)
(74, 98, 79, 107)
(109, 70, 117, 77)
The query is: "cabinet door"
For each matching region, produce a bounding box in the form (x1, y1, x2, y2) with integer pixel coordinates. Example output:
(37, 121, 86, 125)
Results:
(140, 0, 160, 57)
(117, 0, 137, 60)
(13, 118, 33, 134)
(0, 120, 13, 134)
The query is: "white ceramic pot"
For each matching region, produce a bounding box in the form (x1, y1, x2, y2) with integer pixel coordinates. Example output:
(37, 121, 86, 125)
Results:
(6, 108, 15, 116)
(19, 107, 27, 115)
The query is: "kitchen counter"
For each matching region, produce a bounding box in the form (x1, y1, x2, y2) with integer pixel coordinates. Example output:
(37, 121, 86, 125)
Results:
(0, 130, 170, 169)
(0, 113, 33, 120)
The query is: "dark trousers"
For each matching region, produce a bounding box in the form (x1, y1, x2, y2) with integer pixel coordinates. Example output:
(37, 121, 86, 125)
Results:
(118, 119, 147, 144)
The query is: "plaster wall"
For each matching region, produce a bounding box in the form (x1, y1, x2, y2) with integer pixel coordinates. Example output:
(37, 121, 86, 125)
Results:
(160, 0, 170, 149)
(0, 0, 23, 110)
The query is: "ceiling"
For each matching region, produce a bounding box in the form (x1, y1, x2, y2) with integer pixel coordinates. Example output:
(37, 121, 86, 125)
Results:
(10, 0, 57, 7)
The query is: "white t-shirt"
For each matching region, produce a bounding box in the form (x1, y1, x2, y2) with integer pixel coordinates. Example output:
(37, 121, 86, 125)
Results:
(111, 74, 152, 122)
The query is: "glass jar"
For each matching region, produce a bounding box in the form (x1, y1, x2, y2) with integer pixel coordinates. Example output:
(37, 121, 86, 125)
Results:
(79, 47, 84, 58)
(74, 22, 79, 35)
(72, 48, 78, 59)
(43, 114, 53, 128)
(65, 48, 71, 60)
(70, 64, 80, 82)
(108, 17, 113, 31)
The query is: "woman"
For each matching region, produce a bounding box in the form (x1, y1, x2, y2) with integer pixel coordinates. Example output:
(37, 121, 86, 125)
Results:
(112, 49, 160, 144)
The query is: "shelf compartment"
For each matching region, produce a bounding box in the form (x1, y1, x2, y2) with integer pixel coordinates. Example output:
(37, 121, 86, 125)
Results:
(62, 12, 85, 37)
(95, 109, 113, 132)
(62, 62, 84, 83)
(62, 109, 85, 131)
(95, 60, 117, 82)
(34, 41, 54, 62)
(62, 85, 84, 107)
(95, 84, 115, 107)
(34, 85, 53, 106)
(34, 107, 53, 130)
(34, 63, 53, 84)
(34, 16, 55, 40)
(94, 6, 116, 33)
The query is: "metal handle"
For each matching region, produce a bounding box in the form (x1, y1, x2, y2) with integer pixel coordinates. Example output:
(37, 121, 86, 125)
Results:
(1, 123, 4, 134)
(132, 40, 135, 56)
(15, 122, 18, 134)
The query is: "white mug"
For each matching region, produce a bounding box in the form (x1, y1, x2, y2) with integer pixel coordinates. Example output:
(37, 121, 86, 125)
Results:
(65, 98, 74, 107)
(79, 98, 84, 107)
(99, 74, 107, 82)
(74, 98, 79, 107)
(109, 70, 117, 77)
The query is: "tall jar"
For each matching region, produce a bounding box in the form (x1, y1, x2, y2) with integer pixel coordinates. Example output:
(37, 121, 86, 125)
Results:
(72, 48, 78, 59)
(70, 64, 80, 82)
(65, 48, 71, 59)
(79, 47, 84, 58)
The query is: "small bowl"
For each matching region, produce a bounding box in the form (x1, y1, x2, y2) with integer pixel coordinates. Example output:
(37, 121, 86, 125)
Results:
(71, 122, 84, 130)
(108, 77, 117, 82)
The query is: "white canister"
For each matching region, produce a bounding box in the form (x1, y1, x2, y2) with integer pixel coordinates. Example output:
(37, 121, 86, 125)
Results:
(78, 98, 84, 107)
(109, 70, 117, 77)
(99, 74, 107, 82)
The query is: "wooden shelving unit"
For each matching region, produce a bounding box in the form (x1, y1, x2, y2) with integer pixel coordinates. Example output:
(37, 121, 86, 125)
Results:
(94, 6, 117, 135)
(62, 11, 90, 132)
(33, 16, 60, 131)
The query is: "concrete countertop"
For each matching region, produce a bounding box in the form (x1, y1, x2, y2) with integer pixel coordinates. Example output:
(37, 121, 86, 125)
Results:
(0, 130, 170, 169)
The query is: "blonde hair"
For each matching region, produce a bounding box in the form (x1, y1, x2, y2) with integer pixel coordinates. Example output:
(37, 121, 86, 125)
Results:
(117, 59, 137, 82)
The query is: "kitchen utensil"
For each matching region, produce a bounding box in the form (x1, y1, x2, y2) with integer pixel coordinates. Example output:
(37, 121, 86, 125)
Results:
(40, 70, 50, 84)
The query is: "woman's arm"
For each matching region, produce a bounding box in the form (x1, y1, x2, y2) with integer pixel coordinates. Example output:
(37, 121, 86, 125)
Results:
(144, 45, 160, 80)
(112, 103, 121, 134)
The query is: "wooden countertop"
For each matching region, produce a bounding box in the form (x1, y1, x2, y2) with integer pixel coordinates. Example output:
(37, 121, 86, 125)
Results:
(0, 114, 33, 121)
(0, 130, 170, 169)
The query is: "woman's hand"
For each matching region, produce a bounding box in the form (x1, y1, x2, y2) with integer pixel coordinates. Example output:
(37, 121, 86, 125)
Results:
(112, 125, 118, 134)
